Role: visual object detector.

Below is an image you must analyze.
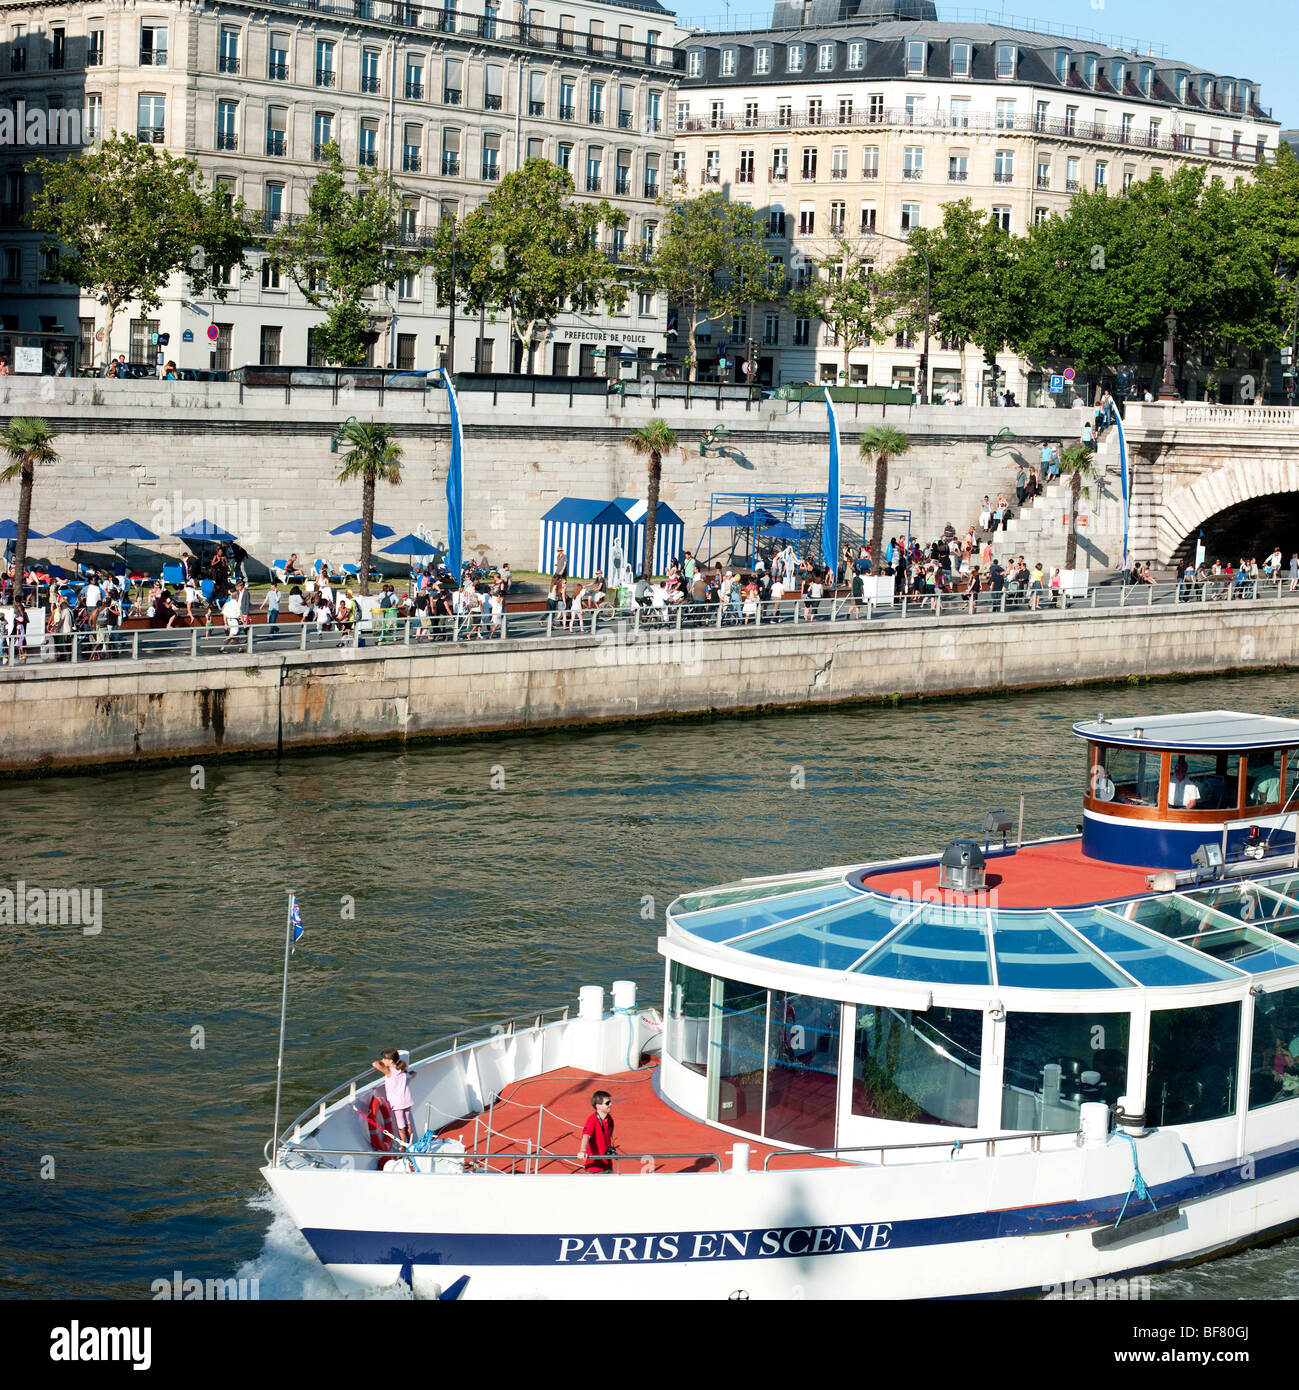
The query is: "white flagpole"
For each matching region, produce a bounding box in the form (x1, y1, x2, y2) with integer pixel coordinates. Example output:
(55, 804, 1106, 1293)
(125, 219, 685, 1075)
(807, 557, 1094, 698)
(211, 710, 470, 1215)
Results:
(271, 891, 294, 1167)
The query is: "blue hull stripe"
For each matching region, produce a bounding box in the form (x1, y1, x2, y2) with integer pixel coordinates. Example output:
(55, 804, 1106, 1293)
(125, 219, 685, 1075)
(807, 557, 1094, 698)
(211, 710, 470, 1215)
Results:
(300, 1135, 1299, 1270)
(1082, 812, 1296, 870)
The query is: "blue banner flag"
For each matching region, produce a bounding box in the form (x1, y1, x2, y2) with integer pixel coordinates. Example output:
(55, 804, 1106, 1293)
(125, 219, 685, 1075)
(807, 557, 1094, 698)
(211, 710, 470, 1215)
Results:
(1109, 402, 1130, 571)
(444, 374, 464, 577)
(289, 894, 304, 949)
(821, 389, 840, 579)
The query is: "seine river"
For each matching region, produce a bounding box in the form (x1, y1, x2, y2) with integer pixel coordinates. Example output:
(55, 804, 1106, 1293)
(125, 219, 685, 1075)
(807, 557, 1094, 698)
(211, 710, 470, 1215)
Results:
(3, 672, 1299, 1300)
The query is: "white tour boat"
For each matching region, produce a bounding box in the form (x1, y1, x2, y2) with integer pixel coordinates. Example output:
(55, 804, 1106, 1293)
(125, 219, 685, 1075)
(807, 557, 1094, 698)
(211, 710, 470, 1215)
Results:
(263, 710, 1299, 1299)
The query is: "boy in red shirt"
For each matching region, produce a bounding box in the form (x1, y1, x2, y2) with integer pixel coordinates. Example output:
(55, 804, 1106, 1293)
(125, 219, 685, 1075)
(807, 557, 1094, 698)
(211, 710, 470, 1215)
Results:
(577, 1091, 616, 1173)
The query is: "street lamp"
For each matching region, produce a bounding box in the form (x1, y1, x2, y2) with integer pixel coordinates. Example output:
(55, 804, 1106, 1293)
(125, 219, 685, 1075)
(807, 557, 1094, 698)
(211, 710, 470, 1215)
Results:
(862, 228, 930, 405)
(1157, 308, 1180, 402)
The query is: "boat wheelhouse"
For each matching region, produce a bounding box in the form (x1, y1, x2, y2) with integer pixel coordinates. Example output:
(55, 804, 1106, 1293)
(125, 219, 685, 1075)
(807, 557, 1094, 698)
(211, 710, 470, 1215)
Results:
(263, 710, 1299, 1299)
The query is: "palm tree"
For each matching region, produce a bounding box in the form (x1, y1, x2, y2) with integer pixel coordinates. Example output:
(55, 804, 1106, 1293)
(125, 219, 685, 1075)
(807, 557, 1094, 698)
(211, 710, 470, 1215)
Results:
(1057, 443, 1100, 571)
(0, 417, 59, 597)
(626, 419, 679, 580)
(858, 425, 910, 570)
(336, 419, 403, 596)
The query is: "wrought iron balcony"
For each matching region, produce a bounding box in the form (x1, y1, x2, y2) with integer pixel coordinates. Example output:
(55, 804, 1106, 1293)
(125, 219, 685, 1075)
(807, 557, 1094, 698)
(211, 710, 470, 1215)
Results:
(268, 62, 288, 80)
(137, 126, 165, 144)
(482, 163, 500, 181)
(643, 180, 658, 198)
(316, 69, 335, 87)
(902, 168, 923, 180)
(402, 150, 421, 171)
(586, 174, 602, 192)
(219, 55, 240, 74)
(994, 172, 1015, 183)
(361, 75, 381, 93)
(139, 48, 166, 66)
(359, 148, 378, 166)
(405, 81, 423, 99)
(618, 111, 633, 129)
(587, 109, 603, 125)
(615, 174, 630, 195)
(216, 132, 237, 151)
(484, 94, 502, 110)
(529, 100, 544, 116)
(444, 88, 461, 105)
(948, 170, 968, 182)
(559, 104, 575, 121)
(266, 133, 286, 156)
(441, 153, 460, 176)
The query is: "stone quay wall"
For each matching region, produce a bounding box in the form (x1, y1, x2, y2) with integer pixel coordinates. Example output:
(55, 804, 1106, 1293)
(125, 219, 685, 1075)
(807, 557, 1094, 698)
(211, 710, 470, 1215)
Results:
(1, 601, 1294, 775)
(0, 377, 1111, 576)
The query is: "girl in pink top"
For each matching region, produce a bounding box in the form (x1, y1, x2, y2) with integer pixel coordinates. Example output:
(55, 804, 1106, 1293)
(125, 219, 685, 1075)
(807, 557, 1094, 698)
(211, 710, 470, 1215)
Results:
(371, 1048, 413, 1144)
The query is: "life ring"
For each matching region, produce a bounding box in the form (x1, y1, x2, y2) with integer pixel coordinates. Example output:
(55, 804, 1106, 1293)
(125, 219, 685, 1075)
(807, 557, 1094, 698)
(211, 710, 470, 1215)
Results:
(366, 1095, 394, 1153)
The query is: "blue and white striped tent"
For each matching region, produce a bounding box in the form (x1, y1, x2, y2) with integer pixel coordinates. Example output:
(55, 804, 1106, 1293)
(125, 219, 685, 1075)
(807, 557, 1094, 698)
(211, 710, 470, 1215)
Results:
(613, 498, 686, 576)
(537, 498, 636, 578)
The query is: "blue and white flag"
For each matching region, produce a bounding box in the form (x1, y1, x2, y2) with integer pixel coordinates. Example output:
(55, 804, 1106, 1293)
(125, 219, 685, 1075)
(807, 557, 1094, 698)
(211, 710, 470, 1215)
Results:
(1109, 403, 1131, 571)
(444, 374, 464, 577)
(821, 388, 840, 580)
(289, 894, 304, 951)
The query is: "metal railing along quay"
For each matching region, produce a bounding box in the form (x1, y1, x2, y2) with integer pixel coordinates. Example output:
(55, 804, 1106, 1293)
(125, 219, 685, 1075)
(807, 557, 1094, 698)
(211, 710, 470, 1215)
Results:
(6, 578, 1297, 672)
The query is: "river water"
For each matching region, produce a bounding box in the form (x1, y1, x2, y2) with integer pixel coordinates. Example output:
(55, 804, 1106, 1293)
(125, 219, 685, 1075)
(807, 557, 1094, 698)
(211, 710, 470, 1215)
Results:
(3, 672, 1299, 1300)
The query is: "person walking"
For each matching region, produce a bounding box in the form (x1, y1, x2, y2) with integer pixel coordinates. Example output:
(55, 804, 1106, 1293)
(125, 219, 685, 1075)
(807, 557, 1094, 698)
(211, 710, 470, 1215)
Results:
(262, 581, 280, 634)
(576, 1091, 617, 1173)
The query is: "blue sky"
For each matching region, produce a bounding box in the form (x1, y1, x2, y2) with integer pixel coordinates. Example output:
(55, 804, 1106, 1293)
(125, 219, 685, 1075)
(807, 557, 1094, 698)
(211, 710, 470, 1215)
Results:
(667, 0, 1299, 130)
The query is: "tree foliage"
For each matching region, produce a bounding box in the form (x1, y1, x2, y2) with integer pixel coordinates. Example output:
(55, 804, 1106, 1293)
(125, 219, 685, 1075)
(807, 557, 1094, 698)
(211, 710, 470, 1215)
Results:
(789, 240, 888, 380)
(651, 192, 786, 380)
(29, 133, 250, 364)
(266, 144, 430, 367)
(0, 417, 59, 593)
(431, 159, 629, 371)
(336, 420, 403, 597)
(626, 420, 679, 580)
(858, 426, 909, 567)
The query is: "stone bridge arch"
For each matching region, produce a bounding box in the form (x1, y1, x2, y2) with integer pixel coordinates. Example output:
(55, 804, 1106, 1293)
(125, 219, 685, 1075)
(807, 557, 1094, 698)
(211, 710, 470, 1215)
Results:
(1155, 458, 1299, 566)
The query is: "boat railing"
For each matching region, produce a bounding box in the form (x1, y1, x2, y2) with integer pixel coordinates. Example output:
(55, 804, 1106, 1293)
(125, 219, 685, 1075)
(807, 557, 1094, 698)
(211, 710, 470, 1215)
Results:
(274, 1001, 577, 1151)
(761, 1127, 1081, 1170)
(271, 1144, 726, 1175)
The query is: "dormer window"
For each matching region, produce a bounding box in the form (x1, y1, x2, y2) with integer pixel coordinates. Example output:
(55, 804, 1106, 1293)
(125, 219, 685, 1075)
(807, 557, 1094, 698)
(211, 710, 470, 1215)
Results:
(1083, 54, 1098, 88)
(1201, 77, 1214, 104)
(847, 41, 865, 71)
(1139, 64, 1153, 96)
(1176, 73, 1188, 101)
(1054, 49, 1069, 83)
(905, 39, 925, 76)
(817, 42, 835, 71)
(754, 46, 771, 75)
(687, 50, 702, 77)
(787, 43, 804, 73)
(1111, 60, 1125, 90)
(721, 47, 736, 76)
(950, 42, 970, 78)
(995, 43, 1016, 79)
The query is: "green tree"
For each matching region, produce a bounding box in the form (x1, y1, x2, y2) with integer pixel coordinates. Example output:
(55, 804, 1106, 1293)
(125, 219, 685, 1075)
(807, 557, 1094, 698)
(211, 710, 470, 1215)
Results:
(29, 133, 249, 366)
(1057, 444, 1099, 571)
(335, 420, 403, 597)
(0, 418, 59, 597)
(790, 240, 888, 382)
(432, 159, 629, 372)
(651, 192, 785, 381)
(267, 144, 430, 367)
(625, 420, 679, 580)
(858, 426, 909, 568)
(881, 201, 1027, 399)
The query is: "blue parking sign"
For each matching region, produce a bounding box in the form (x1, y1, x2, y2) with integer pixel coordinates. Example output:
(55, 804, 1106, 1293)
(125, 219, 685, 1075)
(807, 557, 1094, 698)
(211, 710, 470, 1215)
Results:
(1049, 374, 1064, 393)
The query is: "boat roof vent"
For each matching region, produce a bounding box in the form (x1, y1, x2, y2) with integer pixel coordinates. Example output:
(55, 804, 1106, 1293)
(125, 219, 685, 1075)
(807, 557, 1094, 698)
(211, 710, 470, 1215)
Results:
(938, 839, 987, 893)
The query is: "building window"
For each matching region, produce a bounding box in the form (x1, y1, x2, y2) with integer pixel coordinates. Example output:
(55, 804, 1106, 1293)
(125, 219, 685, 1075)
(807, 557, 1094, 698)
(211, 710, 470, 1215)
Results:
(361, 48, 381, 94)
(995, 99, 1015, 130)
(950, 97, 970, 127)
(828, 200, 845, 234)
(269, 33, 288, 81)
(216, 100, 238, 151)
(754, 46, 771, 75)
(859, 201, 876, 232)
(995, 43, 1016, 78)
(1066, 156, 1080, 192)
(1084, 55, 1098, 88)
(1094, 160, 1107, 189)
(710, 99, 725, 128)
(259, 325, 281, 366)
(787, 43, 804, 73)
(1123, 167, 1135, 192)
(831, 147, 847, 179)
(445, 57, 463, 104)
(358, 120, 379, 167)
(1035, 158, 1050, 188)
(900, 202, 920, 231)
(87, 27, 104, 66)
(862, 146, 879, 179)
(406, 58, 424, 99)
(261, 259, 282, 290)
(140, 22, 167, 67)
(798, 204, 814, 236)
(637, 291, 654, 316)
(950, 42, 970, 77)
(994, 149, 1014, 180)
(402, 124, 422, 172)
(641, 220, 657, 250)
(738, 149, 754, 183)
(771, 148, 788, 180)
(687, 50, 702, 77)
(793, 316, 810, 346)
(556, 142, 571, 172)
(482, 134, 500, 181)
(801, 148, 817, 181)
(1034, 207, 1050, 227)
(948, 154, 968, 182)
(136, 93, 165, 143)
(313, 112, 334, 161)
(589, 81, 605, 124)
(397, 271, 419, 300)
(219, 27, 240, 75)
(903, 146, 923, 178)
(315, 40, 335, 87)
(85, 94, 102, 140)
(838, 98, 852, 124)
(817, 43, 835, 71)
(1065, 106, 1077, 135)
(396, 334, 417, 370)
(992, 206, 1011, 232)
(905, 40, 925, 76)
(848, 41, 865, 71)
(721, 47, 736, 76)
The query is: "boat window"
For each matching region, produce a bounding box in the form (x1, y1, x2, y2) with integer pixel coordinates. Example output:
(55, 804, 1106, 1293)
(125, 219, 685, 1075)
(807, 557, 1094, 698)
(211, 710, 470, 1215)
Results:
(851, 1004, 981, 1127)
(670, 869, 847, 917)
(1001, 1012, 1130, 1129)
(666, 960, 710, 1076)
(1250, 985, 1299, 1109)
(1163, 751, 1242, 811)
(1147, 1002, 1241, 1125)
(764, 991, 840, 1148)
(713, 979, 768, 1136)
(1057, 909, 1241, 986)
(992, 912, 1131, 989)
(732, 893, 911, 970)
(1093, 744, 1161, 806)
(672, 880, 858, 942)
(1244, 749, 1285, 808)
(853, 904, 991, 985)
(1128, 894, 1237, 941)
(1169, 925, 1299, 974)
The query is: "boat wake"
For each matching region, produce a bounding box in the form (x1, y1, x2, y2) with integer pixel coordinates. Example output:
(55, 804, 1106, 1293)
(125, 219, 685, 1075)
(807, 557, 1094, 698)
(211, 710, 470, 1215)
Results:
(237, 1189, 412, 1301)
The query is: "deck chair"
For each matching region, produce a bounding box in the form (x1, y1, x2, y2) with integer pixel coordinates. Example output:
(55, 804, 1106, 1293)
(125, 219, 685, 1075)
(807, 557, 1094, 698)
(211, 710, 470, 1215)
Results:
(162, 563, 184, 586)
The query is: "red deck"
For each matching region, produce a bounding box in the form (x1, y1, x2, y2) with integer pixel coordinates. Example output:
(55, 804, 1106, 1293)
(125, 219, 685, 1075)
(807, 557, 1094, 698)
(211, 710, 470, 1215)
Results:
(862, 838, 1157, 909)
(437, 1058, 840, 1174)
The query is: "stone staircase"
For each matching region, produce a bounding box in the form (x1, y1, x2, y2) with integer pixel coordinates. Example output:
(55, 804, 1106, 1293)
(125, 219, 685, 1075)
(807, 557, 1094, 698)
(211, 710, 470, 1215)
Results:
(987, 430, 1126, 571)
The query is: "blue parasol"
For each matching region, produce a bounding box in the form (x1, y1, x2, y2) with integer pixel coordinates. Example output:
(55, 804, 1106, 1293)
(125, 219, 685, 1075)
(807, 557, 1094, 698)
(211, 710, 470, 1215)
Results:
(705, 511, 750, 528)
(761, 521, 811, 541)
(98, 518, 159, 581)
(379, 533, 445, 592)
(0, 519, 45, 540)
(330, 519, 397, 539)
